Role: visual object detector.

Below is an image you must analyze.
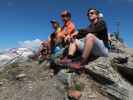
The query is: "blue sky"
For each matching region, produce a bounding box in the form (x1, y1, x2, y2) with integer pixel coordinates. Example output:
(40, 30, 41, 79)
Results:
(0, 0, 133, 50)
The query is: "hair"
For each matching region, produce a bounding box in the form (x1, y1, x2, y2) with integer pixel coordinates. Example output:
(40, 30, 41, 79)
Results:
(88, 8, 100, 15)
(51, 21, 60, 27)
(66, 11, 71, 18)
(61, 10, 71, 18)
(55, 22, 60, 27)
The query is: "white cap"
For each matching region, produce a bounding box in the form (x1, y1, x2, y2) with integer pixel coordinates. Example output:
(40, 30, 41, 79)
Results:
(99, 13, 104, 18)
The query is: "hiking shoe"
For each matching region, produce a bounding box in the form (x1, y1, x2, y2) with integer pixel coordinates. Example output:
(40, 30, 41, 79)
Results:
(69, 57, 88, 70)
(69, 61, 82, 70)
(59, 57, 72, 64)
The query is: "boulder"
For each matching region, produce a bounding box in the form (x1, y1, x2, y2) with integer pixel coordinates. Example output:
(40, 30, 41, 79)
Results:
(84, 53, 129, 100)
(111, 55, 133, 84)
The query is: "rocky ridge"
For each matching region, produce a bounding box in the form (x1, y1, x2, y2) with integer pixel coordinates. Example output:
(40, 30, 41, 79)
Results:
(0, 36, 133, 100)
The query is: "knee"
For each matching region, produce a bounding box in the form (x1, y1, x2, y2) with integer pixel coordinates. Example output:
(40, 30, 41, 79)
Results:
(86, 33, 95, 39)
(86, 33, 96, 42)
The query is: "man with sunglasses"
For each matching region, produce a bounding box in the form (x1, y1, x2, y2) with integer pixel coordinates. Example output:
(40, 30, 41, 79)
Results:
(60, 8, 109, 69)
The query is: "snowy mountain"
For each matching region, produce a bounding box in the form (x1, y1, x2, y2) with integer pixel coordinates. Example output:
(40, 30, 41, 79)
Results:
(0, 48, 34, 67)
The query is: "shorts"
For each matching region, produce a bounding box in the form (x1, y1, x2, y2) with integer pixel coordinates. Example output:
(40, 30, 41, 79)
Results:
(78, 37, 108, 57)
(51, 46, 65, 59)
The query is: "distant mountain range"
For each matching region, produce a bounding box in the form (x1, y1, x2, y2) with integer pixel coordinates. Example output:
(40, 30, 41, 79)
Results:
(0, 48, 34, 67)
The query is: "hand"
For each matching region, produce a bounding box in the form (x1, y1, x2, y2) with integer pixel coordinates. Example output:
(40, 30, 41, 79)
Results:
(65, 35, 71, 42)
(71, 31, 78, 38)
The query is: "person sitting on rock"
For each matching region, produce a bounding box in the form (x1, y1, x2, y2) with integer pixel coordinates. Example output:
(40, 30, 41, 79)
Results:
(60, 8, 109, 69)
(30, 40, 50, 62)
(60, 10, 77, 46)
(36, 20, 63, 61)
(40, 41, 51, 60)
(48, 19, 63, 54)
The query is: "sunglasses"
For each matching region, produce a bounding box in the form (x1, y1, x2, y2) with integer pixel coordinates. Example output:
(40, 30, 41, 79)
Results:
(61, 14, 68, 18)
(90, 11, 95, 14)
(87, 11, 95, 16)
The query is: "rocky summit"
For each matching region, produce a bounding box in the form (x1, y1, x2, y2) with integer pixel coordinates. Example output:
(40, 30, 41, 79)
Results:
(0, 36, 133, 100)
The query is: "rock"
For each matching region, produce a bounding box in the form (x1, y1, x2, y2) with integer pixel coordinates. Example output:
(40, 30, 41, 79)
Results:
(113, 56, 128, 64)
(0, 81, 3, 86)
(85, 57, 120, 84)
(110, 36, 127, 50)
(16, 73, 26, 79)
(123, 48, 133, 55)
(84, 55, 129, 100)
(111, 56, 133, 84)
(99, 84, 129, 100)
(68, 90, 82, 100)
(0, 35, 133, 100)
(57, 69, 76, 85)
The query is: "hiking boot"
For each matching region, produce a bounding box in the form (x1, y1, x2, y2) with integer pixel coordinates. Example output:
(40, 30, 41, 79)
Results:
(59, 57, 72, 64)
(69, 58, 87, 70)
(69, 61, 82, 70)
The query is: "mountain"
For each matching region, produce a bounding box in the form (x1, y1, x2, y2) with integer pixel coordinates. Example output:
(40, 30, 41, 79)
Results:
(0, 48, 34, 67)
(0, 36, 133, 100)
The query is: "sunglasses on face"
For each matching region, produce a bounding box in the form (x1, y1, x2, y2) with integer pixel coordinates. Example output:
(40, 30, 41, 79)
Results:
(61, 15, 68, 18)
(89, 12, 95, 14)
(87, 11, 95, 16)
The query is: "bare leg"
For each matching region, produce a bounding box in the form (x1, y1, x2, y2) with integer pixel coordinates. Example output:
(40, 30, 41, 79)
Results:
(68, 42, 77, 56)
(68, 38, 81, 56)
(82, 34, 96, 60)
(59, 40, 77, 64)
(69, 34, 96, 69)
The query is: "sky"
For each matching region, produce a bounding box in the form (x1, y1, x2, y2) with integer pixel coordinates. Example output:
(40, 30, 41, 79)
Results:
(0, 0, 133, 51)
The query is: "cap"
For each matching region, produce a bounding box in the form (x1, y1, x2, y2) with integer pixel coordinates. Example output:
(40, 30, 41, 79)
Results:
(61, 10, 71, 18)
(50, 19, 58, 23)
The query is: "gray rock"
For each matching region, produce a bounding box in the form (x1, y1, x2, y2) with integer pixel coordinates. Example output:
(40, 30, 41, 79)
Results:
(16, 73, 26, 79)
(85, 57, 120, 84)
(84, 55, 129, 100)
(99, 84, 129, 100)
(111, 56, 133, 84)
(0, 81, 3, 86)
(0, 35, 132, 100)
